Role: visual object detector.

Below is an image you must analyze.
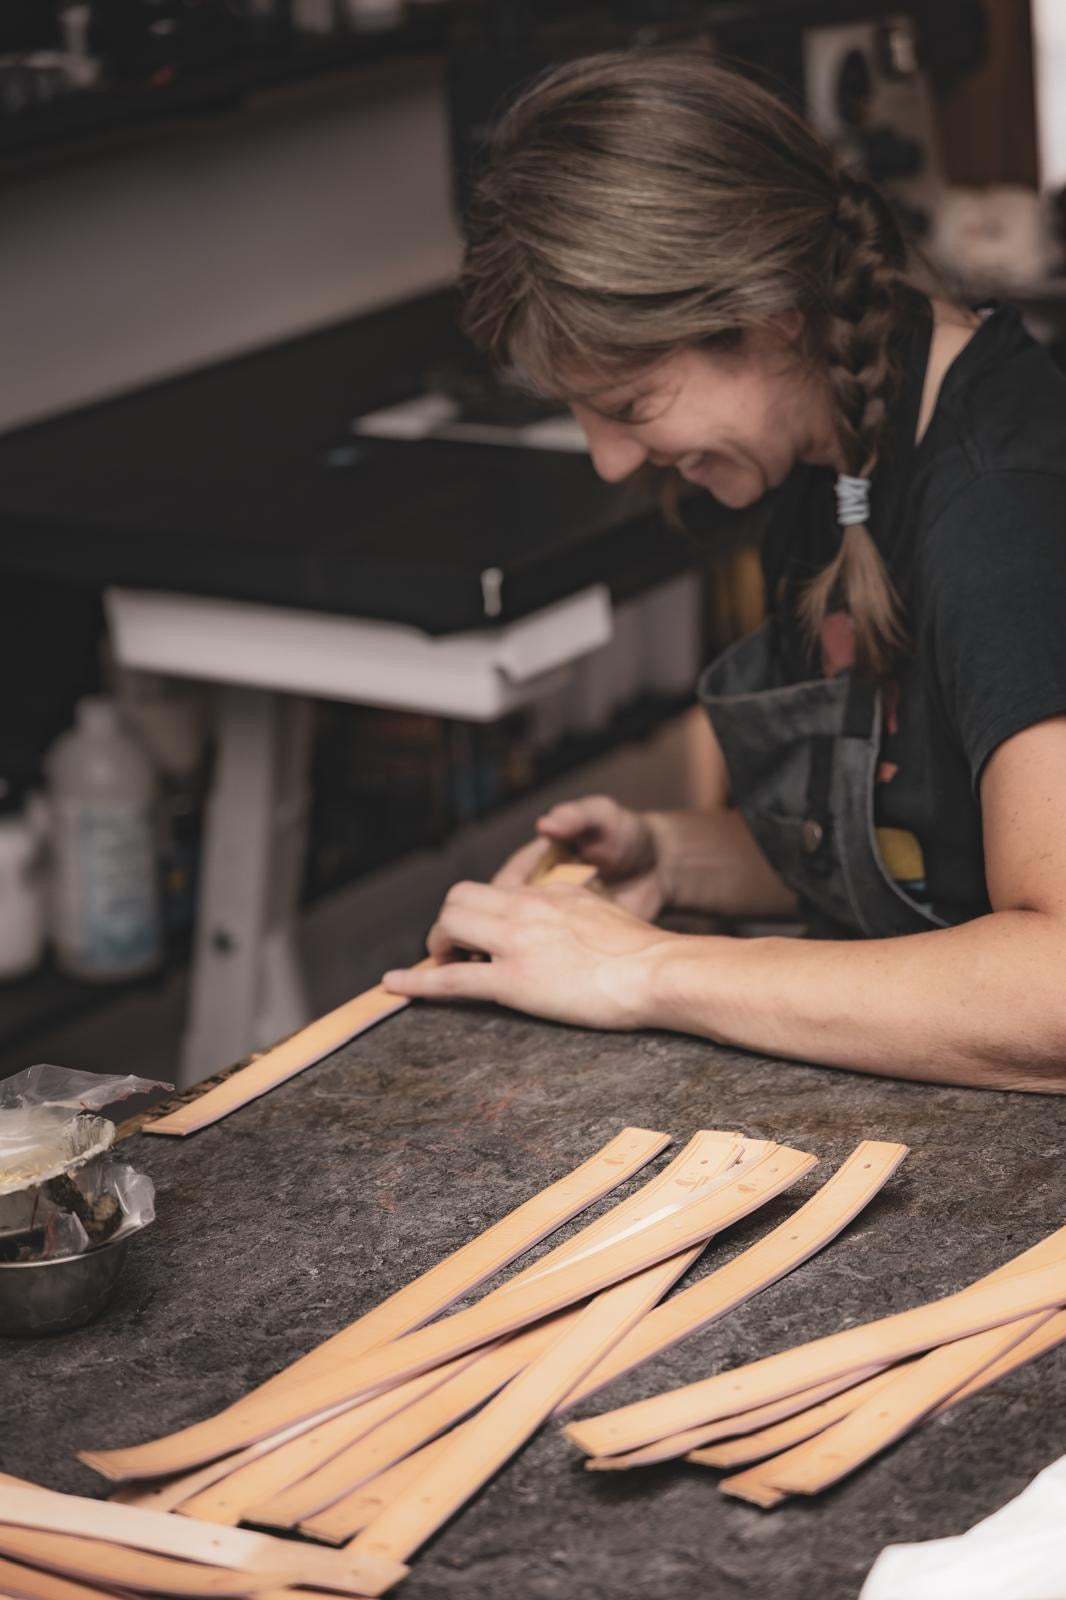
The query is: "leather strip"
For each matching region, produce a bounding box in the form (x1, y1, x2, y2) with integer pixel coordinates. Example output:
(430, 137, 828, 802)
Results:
(733, 1312, 1055, 1503)
(564, 1246, 1066, 1460)
(563, 1140, 907, 1411)
(0, 1484, 405, 1598)
(144, 859, 595, 1139)
(176, 1356, 480, 1526)
(721, 1222, 1066, 1502)
(349, 1243, 715, 1566)
(929, 1306, 1066, 1413)
(584, 1366, 889, 1471)
(687, 1368, 898, 1469)
(178, 1133, 745, 1526)
(255, 1132, 751, 1531)
(0, 1553, 119, 1600)
(0, 1531, 284, 1599)
(143, 974, 425, 1137)
(250, 1317, 581, 1530)
(84, 1141, 814, 1483)
(82, 1125, 671, 1482)
(301, 1427, 469, 1545)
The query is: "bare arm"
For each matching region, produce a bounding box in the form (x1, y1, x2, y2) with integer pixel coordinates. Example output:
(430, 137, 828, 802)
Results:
(645, 717, 1066, 1092)
(385, 718, 1066, 1094)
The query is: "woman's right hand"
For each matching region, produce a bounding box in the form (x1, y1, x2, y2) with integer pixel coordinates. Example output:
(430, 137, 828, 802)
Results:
(494, 795, 666, 920)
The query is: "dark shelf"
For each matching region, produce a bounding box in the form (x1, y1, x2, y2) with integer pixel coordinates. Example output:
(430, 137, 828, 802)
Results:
(0, 6, 451, 173)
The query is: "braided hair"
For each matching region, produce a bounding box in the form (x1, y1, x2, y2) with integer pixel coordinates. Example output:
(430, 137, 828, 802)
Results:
(798, 170, 910, 677)
(461, 51, 916, 678)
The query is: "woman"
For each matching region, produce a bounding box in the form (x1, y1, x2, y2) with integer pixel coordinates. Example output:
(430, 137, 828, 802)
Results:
(384, 51, 1066, 1093)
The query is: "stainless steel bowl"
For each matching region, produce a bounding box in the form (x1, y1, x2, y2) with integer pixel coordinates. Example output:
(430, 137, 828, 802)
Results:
(0, 1227, 145, 1337)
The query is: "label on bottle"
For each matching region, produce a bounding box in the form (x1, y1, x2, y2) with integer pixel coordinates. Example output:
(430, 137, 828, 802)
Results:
(53, 803, 161, 977)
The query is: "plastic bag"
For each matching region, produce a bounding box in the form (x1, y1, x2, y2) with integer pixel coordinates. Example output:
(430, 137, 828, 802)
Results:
(0, 1064, 168, 1263)
(0, 1063, 168, 1113)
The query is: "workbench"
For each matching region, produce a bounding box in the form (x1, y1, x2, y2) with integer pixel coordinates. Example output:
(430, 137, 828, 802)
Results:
(5, 1003, 1063, 1598)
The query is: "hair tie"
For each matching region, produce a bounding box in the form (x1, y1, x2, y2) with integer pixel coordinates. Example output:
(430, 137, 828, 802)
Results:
(835, 473, 871, 528)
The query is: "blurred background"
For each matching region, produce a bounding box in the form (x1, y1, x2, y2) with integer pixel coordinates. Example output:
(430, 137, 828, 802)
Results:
(0, 0, 1062, 1089)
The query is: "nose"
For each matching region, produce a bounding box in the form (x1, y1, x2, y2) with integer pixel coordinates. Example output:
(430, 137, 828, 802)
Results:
(572, 407, 648, 483)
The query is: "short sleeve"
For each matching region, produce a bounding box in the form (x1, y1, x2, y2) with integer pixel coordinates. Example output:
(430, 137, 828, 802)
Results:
(918, 469, 1066, 784)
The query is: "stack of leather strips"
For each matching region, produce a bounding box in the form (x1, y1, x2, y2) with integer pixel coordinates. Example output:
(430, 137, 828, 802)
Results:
(0, 1130, 917, 1597)
(565, 1223, 1066, 1508)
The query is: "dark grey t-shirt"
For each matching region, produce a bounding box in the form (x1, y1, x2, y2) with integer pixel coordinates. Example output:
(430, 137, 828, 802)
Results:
(762, 301, 1066, 926)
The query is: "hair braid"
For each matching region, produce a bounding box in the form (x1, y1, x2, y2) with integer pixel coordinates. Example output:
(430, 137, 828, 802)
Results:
(799, 170, 910, 679)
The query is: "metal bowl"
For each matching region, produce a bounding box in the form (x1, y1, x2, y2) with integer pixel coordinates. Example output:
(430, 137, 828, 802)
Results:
(0, 1227, 145, 1338)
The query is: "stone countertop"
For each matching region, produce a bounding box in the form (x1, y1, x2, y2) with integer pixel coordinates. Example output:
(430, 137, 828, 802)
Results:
(2, 1000, 1065, 1600)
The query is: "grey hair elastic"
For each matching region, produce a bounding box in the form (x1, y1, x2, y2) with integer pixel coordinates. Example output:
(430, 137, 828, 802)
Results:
(835, 473, 871, 527)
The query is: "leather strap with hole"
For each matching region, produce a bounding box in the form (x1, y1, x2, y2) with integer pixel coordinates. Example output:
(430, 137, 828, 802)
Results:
(82, 1126, 670, 1483)
(84, 1140, 813, 1483)
(0, 1530, 284, 1599)
(0, 1554, 120, 1600)
(564, 1245, 1066, 1460)
(253, 1132, 750, 1532)
(301, 1422, 474, 1545)
(562, 1139, 907, 1412)
(719, 1220, 1066, 1504)
(341, 1147, 817, 1565)
(687, 1368, 898, 1470)
(585, 1365, 890, 1471)
(350, 1242, 713, 1567)
(0, 1483, 405, 1597)
(178, 1132, 742, 1524)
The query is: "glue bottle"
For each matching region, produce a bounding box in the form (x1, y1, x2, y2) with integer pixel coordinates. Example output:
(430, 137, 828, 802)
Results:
(45, 697, 162, 982)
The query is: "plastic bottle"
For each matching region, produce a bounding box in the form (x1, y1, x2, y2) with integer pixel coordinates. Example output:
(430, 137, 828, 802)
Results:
(0, 779, 46, 980)
(45, 697, 162, 982)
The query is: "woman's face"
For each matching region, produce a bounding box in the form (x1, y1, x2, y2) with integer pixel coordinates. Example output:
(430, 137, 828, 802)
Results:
(568, 325, 838, 509)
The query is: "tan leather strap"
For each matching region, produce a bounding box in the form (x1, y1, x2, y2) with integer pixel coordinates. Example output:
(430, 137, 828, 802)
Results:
(0, 1530, 283, 1599)
(715, 1312, 1066, 1510)
(176, 1355, 478, 1527)
(177, 1132, 743, 1525)
(563, 1139, 907, 1411)
(255, 1133, 753, 1534)
(720, 1220, 1066, 1503)
(351, 1244, 710, 1566)
(930, 1306, 1066, 1414)
(85, 1138, 812, 1483)
(144, 858, 595, 1138)
(564, 1246, 1066, 1460)
(0, 1485, 404, 1598)
(585, 1366, 889, 1471)
(82, 1125, 670, 1483)
(0, 1553, 118, 1600)
(687, 1368, 898, 1470)
(175, 1133, 745, 1528)
(301, 1424, 473, 1545)
(250, 1316, 581, 1530)
(143, 976, 421, 1137)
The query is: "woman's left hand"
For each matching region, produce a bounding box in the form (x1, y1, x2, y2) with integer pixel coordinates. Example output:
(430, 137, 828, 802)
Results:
(382, 880, 683, 1030)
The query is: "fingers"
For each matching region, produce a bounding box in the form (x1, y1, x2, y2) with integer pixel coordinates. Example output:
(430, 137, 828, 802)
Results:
(537, 796, 618, 842)
(383, 958, 500, 1004)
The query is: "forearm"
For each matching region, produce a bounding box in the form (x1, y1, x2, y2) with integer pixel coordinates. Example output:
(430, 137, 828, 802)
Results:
(639, 910, 1066, 1092)
(645, 807, 799, 920)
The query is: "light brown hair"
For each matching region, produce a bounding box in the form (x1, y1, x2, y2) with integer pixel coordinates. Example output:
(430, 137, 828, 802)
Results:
(461, 50, 912, 678)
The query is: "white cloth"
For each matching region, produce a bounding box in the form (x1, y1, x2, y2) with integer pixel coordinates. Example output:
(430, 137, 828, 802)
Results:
(860, 1455, 1066, 1600)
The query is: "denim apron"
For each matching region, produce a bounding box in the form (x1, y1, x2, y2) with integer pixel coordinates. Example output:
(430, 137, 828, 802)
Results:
(698, 625, 946, 938)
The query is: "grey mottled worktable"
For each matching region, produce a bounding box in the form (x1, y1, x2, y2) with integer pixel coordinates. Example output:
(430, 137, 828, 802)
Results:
(3, 1001, 1065, 1599)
